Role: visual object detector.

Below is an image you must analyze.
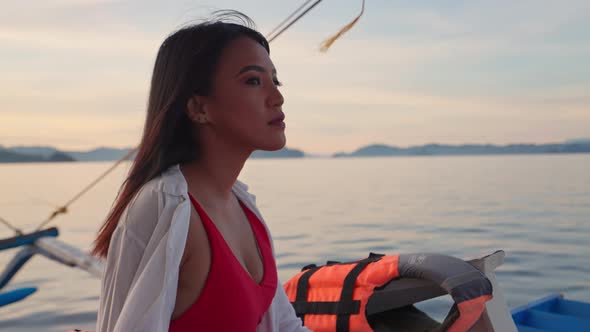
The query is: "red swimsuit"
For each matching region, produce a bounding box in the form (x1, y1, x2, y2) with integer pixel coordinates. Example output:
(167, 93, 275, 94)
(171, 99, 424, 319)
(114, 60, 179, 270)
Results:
(169, 194, 278, 331)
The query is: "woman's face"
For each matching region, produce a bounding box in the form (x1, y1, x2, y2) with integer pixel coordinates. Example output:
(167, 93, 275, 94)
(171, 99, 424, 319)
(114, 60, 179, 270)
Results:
(201, 36, 286, 152)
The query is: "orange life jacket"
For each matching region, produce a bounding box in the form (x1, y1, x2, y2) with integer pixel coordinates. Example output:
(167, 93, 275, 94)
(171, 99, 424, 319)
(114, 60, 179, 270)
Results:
(285, 253, 397, 331)
(283, 253, 493, 332)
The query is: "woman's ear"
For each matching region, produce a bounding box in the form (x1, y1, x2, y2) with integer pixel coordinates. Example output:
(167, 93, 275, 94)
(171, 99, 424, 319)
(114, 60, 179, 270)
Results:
(186, 95, 209, 124)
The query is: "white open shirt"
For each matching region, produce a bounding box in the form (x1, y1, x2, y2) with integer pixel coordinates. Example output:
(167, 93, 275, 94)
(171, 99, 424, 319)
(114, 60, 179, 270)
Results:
(97, 164, 309, 332)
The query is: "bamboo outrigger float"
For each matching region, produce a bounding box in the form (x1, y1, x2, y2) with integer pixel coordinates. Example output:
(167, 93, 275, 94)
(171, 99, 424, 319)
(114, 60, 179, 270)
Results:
(0, 227, 103, 307)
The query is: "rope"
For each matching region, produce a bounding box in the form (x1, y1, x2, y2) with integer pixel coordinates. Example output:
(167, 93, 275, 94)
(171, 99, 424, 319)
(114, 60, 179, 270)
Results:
(13, 0, 359, 233)
(31, 3, 328, 231)
(266, 0, 315, 39)
(320, 0, 365, 52)
(268, 0, 324, 43)
(0, 216, 22, 235)
(34, 147, 138, 231)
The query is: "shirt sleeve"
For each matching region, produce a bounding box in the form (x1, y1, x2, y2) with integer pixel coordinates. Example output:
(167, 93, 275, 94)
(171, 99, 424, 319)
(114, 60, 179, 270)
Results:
(96, 186, 190, 332)
(276, 284, 312, 331)
(96, 224, 146, 332)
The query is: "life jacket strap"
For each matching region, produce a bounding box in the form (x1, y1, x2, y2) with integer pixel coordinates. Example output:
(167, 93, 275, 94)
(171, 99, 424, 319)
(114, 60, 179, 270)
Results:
(291, 300, 361, 315)
(295, 266, 320, 325)
(293, 253, 384, 331)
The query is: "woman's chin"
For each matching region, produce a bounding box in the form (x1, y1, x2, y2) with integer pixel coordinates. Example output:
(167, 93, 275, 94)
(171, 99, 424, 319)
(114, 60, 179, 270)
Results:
(259, 137, 287, 151)
(263, 143, 286, 152)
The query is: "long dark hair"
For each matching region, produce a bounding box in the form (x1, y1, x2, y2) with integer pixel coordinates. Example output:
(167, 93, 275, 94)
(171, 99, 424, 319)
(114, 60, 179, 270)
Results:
(92, 11, 270, 258)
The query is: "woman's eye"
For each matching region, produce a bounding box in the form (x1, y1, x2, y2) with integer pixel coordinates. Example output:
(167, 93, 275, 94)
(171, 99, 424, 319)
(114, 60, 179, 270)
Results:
(273, 79, 283, 87)
(245, 77, 261, 86)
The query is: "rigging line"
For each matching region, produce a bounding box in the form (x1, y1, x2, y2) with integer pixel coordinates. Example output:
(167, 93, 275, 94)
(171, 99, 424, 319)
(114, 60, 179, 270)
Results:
(265, 0, 315, 39)
(34, 147, 138, 231)
(268, 0, 324, 43)
(31, 2, 325, 231)
(0, 216, 22, 235)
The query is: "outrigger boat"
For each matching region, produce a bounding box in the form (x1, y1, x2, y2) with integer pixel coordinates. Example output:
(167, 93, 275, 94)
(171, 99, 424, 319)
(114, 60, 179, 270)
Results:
(2, 0, 586, 330)
(1, 228, 588, 331)
(0, 227, 102, 307)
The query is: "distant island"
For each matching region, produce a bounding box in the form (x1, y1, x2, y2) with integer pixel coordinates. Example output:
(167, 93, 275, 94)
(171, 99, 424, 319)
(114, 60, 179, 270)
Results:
(333, 142, 590, 158)
(0, 145, 304, 163)
(251, 147, 304, 158)
(2, 140, 590, 163)
(0, 147, 75, 163)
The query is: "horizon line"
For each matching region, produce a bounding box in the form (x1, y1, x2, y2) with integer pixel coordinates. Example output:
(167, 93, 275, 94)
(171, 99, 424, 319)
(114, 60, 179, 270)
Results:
(3, 138, 590, 154)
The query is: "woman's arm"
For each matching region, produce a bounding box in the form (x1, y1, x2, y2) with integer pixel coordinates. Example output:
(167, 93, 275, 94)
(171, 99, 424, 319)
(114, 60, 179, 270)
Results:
(96, 225, 146, 332)
(96, 186, 190, 332)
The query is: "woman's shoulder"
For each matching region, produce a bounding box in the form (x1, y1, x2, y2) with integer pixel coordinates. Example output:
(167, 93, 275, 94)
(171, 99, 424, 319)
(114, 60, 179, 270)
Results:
(129, 164, 253, 211)
(119, 165, 189, 235)
(129, 165, 186, 208)
(144, 164, 188, 197)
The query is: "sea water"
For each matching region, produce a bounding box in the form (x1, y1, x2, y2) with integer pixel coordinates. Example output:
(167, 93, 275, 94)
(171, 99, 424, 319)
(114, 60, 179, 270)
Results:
(0, 154, 588, 331)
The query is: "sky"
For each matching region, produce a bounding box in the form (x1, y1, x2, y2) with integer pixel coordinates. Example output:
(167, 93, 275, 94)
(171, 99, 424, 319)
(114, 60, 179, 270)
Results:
(1, 0, 589, 155)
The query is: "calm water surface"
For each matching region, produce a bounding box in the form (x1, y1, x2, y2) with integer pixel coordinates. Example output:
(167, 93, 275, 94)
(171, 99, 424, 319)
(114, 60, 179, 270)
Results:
(0, 155, 588, 331)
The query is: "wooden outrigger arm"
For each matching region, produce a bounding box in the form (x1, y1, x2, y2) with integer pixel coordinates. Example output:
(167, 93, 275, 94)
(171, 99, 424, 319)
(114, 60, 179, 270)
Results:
(0, 228, 104, 290)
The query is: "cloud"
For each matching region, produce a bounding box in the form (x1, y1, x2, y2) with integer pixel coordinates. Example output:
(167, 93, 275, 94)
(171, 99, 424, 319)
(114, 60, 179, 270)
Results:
(1, 110, 143, 149)
(1, 0, 588, 153)
(0, 26, 158, 56)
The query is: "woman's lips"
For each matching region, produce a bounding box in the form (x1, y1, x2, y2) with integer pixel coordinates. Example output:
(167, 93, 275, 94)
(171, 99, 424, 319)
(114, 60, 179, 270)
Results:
(268, 113, 286, 128)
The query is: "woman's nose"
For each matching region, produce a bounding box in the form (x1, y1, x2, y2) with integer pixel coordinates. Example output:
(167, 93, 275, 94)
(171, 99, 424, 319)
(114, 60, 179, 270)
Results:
(268, 85, 284, 108)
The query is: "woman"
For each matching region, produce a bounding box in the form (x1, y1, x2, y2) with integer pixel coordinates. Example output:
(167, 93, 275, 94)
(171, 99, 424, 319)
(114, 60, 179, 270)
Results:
(92, 12, 309, 332)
